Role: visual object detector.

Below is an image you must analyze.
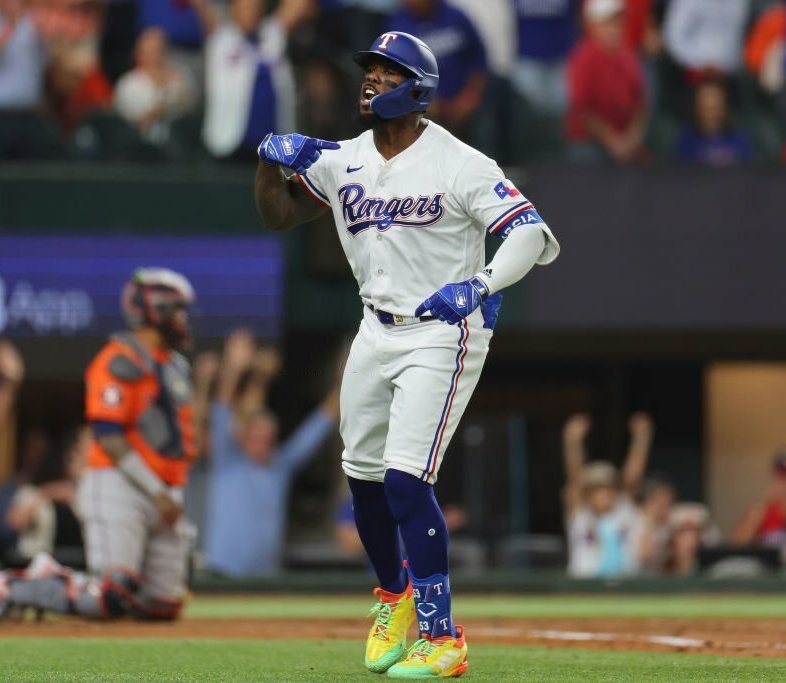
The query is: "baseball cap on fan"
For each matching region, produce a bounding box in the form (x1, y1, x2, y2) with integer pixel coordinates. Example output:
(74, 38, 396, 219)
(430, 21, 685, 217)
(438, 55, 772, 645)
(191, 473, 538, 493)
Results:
(585, 0, 624, 21)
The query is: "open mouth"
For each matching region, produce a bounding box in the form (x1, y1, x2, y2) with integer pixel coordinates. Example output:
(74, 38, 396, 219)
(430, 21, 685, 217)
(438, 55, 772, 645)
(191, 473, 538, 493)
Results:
(360, 84, 379, 107)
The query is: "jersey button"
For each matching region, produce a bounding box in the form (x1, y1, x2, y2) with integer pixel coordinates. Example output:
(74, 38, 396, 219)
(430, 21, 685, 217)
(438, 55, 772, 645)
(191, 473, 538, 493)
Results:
(376, 268, 384, 275)
(376, 234, 383, 241)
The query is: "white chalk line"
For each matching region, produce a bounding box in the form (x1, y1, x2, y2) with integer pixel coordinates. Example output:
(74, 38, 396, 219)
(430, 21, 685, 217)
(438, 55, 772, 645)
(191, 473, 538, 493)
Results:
(330, 625, 786, 653)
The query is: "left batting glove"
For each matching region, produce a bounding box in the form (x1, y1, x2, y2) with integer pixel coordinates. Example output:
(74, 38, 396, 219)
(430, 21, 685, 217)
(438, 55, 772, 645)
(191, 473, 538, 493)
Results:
(415, 276, 490, 325)
(258, 133, 340, 175)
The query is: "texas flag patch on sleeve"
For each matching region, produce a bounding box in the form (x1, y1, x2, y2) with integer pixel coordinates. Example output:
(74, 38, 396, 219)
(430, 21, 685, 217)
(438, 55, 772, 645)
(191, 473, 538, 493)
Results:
(493, 181, 521, 200)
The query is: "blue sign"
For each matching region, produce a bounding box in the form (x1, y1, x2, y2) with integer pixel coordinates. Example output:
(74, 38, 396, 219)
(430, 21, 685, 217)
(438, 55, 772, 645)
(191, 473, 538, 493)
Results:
(0, 236, 283, 338)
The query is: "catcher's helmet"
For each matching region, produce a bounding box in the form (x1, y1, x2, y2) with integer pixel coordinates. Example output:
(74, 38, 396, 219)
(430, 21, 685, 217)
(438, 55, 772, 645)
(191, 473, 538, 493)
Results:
(353, 31, 439, 119)
(121, 268, 195, 350)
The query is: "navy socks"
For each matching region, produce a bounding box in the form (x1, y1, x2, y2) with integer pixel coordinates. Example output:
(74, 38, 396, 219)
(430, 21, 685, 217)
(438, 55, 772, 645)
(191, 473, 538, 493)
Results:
(347, 477, 407, 594)
(348, 470, 457, 637)
(384, 469, 455, 638)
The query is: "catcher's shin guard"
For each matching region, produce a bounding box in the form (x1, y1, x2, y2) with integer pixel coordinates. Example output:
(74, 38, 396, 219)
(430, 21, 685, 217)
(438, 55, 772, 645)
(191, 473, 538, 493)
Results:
(100, 569, 142, 617)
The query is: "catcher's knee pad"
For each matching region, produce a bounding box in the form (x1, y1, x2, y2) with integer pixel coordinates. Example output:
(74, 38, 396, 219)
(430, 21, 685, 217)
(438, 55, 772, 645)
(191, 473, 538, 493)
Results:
(100, 568, 142, 618)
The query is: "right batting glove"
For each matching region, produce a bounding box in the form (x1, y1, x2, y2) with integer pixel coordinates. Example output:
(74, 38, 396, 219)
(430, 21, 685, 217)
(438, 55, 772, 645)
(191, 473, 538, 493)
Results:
(258, 133, 340, 175)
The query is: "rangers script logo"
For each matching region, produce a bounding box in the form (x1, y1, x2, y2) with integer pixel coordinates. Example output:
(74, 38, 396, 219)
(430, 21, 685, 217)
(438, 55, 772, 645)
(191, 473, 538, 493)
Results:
(338, 183, 445, 236)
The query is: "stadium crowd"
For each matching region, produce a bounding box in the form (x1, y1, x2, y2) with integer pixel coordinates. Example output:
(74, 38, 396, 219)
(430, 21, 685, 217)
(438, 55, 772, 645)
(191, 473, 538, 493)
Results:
(0, 0, 784, 165)
(4, 329, 786, 579)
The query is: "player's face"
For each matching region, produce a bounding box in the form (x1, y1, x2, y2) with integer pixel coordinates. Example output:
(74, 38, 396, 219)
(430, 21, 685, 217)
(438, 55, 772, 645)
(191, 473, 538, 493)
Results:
(358, 57, 409, 124)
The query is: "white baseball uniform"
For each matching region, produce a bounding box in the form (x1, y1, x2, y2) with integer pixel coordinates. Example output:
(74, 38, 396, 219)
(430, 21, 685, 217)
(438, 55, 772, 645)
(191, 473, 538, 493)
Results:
(298, 120, 559, 484)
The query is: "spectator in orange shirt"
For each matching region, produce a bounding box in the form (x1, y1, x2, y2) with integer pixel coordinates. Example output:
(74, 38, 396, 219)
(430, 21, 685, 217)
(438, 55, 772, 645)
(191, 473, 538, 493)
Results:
(566, 0, 647, 164)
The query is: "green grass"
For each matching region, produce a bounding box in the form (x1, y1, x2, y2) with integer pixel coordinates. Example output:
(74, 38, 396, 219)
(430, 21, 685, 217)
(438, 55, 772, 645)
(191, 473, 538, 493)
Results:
(185, 593, 786, 620)
(1, 638, 786, 682)
(3, 594, 786, 681)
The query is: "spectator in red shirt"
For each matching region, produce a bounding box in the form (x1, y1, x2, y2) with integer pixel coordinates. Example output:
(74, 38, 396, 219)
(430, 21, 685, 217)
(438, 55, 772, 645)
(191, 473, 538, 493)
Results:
(566, 0, 647, 164)
(733, 450, 786, 549)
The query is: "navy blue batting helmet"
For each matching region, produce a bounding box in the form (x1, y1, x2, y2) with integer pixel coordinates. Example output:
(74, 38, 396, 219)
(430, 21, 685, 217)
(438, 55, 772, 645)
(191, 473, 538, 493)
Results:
(353, 32, 439, 119)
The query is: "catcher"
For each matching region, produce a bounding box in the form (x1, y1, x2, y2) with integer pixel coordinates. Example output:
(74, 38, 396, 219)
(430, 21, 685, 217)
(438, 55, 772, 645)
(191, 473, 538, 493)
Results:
(1, 268, 197, 620)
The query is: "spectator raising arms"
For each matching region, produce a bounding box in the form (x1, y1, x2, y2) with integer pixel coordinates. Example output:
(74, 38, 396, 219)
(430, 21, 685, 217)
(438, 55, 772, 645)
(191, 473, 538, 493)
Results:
(677, 78, 751, 166)
(202, 330, 342, 577)
(388, 0, 488, 136)
(198, 0, 312, 160)
(562, 412, 654, 578)
(114, 27, 196, 145)
(662, 0, 750, 77)
(565, 0, 647, 164)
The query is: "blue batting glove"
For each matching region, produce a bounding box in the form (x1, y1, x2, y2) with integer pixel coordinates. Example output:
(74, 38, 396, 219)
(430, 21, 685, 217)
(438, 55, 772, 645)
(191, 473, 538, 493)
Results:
(415, 276, 490, 325)
(257, 133, 340, 175)
(480, 292, 503, 330)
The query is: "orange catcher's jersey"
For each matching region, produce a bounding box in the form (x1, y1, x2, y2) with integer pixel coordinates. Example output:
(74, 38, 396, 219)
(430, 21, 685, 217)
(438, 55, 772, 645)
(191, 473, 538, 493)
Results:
(85, 333, 195, 486)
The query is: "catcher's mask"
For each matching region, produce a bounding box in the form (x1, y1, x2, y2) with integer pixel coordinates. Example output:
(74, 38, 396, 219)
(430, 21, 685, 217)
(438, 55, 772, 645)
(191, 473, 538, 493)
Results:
(121, 268, 195, 351)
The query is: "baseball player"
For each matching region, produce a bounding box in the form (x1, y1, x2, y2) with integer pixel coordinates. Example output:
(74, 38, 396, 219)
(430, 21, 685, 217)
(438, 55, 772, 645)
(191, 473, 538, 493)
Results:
(255, 32, 559, 678)
(0, 268, 196, 620)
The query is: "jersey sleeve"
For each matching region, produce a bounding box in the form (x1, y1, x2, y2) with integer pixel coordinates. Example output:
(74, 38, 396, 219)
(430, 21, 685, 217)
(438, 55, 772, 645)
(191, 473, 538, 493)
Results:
(295, 148, 334, 207)
(84, 350, 139, 426)
(455, 153, 560, 264)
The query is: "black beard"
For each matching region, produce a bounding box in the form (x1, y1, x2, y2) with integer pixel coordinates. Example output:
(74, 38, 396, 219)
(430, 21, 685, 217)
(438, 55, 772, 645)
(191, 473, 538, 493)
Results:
(354, 108, 386, 132)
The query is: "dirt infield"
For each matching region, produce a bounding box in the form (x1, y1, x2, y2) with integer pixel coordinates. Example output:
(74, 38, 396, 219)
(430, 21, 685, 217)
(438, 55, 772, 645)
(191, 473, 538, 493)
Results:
(3, 616, 786, 658)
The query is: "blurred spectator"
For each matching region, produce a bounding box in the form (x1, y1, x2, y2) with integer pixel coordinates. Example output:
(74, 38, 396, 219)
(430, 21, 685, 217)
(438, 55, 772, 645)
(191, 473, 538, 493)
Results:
(0, 340, 24, 482)
(665, 502, 718, 576)
(47, 42, 112, 133)
(623, 0, 660, 54)
(202, 330, 340, 577)
(662, 0, 751, 76)
(451, 0, 515, 80)
(388, 0, 488, 137)
(565, 0, 647, 164)
(138, 0, 206, 51)
(296, 59, 349, 153)
(27, 0, 111, 132)
(732, 449, 786, 550)
(745, 1, 785, 113)
(5, 426, 88, 563)
(199, 0, 309, 160)
(0, 0, 44, 107)
(637, 475, 676, 573)
(562, 412, 654, 577)
(114, 27, 196, 145)
(0, 0, 46, 158)
(510, 0, 578, 114)
(677, 78, 751, 166)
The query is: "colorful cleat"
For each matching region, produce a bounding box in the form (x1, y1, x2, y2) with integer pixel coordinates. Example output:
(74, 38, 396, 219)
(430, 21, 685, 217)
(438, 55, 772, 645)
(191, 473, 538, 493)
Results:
(387, 625, 468, 679)
(365, 584, 416, 673)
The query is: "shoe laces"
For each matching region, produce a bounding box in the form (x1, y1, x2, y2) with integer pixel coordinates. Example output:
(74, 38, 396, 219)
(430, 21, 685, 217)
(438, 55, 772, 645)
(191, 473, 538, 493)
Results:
(368, 599, 394, 641)
(408, 637, 439, 662)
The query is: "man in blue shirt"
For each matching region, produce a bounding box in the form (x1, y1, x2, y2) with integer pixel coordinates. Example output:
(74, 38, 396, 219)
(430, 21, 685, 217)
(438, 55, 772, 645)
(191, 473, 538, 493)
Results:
(387, 0, 488, 136)
(0, 1, 45, 159)
(511, 0, 579, 113)
(202, 331, 342, 577)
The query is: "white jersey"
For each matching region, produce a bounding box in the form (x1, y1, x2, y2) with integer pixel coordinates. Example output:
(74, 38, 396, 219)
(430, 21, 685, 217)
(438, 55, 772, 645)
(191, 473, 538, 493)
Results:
(297, 121, 559, 315)
(567, 498, 644, 578)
